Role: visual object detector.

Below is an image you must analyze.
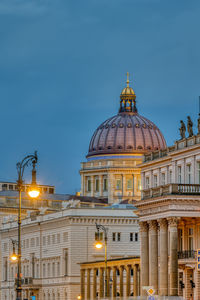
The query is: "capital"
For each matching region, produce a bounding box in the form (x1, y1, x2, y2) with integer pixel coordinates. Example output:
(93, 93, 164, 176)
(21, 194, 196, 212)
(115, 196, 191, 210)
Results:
(148, 220, 158, 231)
(167, 217, 178, 227)
(158, 218, 168, 229)
(139, 221, 148, 232)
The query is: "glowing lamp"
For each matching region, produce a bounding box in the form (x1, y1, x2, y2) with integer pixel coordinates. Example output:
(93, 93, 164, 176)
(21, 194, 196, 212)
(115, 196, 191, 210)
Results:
(95, 241, 103, 249)
(28, 187, 40, 198)
(77, 296, 81, 300)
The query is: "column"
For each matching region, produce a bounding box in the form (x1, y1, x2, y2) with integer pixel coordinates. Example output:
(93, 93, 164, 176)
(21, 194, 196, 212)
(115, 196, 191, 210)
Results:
(87, 269, 91, 300)
(93, 268, 97, 299)
(159, 219, 168, 296)
(99, 268, 104, 298)
(126, 265, 131, 297)
(119, 265, 124, 297)
(149, 220, 158, 294)
(168, 217, 178, 296)
(81, 269, 85, 300)
(133, 264, 138, 296)
(140, 221, 149, 295)
(112, 267, 117, 297)
(81, 174, 84, 195)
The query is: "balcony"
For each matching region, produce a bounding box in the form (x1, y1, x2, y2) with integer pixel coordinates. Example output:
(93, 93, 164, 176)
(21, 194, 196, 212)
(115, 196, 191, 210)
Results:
(178, 250, 196, 260)
(142, 183, 200, 199)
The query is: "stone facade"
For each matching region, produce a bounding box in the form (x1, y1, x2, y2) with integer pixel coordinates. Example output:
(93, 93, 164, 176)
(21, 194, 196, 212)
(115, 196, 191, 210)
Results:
(0, 207, 139, 300)
(136, 134, 200, 300)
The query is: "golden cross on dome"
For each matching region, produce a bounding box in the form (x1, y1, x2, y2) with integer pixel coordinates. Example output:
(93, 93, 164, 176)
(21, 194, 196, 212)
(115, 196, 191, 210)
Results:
(126, 72, 130, 87)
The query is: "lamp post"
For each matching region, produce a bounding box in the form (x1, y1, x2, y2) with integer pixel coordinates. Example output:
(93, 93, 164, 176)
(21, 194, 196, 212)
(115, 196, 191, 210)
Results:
(13, 151, 40, 300)
(95, 223, 108, 298)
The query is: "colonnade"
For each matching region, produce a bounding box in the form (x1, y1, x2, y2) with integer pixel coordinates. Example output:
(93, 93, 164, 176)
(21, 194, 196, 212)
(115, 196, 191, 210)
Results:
(140, 217, 178, 296)
(80, 260, 140, 299)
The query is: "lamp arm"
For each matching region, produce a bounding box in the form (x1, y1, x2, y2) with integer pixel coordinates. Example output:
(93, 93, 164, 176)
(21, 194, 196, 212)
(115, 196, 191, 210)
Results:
(16, 151, 38, 181)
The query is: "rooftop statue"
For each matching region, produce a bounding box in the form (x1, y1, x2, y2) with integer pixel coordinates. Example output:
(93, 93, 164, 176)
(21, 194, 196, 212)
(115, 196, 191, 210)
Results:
(187, 116, 193, 137)
(198, 114, 200, 135)
(179, 120, 186, 139)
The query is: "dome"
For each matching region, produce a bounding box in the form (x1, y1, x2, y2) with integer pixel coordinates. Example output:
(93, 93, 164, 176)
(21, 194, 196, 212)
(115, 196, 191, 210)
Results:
(87, 73, 166, 159)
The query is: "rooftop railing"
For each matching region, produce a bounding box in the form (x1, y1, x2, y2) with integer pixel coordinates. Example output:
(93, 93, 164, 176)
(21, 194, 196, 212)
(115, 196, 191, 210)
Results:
(142, 183, 200, 199)
(178, 250, 196, 259)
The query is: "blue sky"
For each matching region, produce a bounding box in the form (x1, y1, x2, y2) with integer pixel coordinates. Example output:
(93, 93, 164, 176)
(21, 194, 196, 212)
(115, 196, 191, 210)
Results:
(0, 0, 200, 193)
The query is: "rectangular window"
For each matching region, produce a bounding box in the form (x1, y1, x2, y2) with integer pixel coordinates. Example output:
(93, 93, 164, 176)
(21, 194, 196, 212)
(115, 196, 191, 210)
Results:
(186, 164, 191, 184)
(3, 257, 8, 281)
(57, 262, 60, 276)
(95, 232, 103, 241)
(130, 233, 133, 241)
(161, 173, 165, 185)
(145, 177, 149, 189)
(47, 235, 51, 245)
(47, 263, 50, 277)
(43, 264, 46, 277)
(36, 237, 39, 246)
(112, 232, 116, 241)
(116, 179, 122, 190)
(178, 228, 183, 251)
(135, 233, 138, 242)
(63, 232, 68, 242)
(188, 228, 193, 251)
(197, 162, 200, 184)
(26, 239, 29, 248)
(169, 170, 172, 183)
(87, 178, 91, 192)
(52, 262, 55, 277)
(103, 178, 108, 191)
(31, 238, 35, 247)
(64, 249, 68, 276)
(43, 236, 46, 246)
(153, 175, 157, 187)
(127, 178, 132, 190)
(36, 264, 39, 278)
(57, 233, 60, 243)
(52, 235, 56, 244)
(117, 232, 121, 241)
(178, 166, 182, 184)
(95, 178, 99, 192)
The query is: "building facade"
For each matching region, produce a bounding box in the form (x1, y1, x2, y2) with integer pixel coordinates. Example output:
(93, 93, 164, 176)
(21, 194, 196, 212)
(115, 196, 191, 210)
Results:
(80, 74, 166, 204)
(0, 206, 139, 300)
(136, 133, 200, 300)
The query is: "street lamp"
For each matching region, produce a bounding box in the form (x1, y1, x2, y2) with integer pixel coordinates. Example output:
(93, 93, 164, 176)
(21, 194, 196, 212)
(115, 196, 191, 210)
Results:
(13, 151, 40, 300)
(95, 223, 108, 298)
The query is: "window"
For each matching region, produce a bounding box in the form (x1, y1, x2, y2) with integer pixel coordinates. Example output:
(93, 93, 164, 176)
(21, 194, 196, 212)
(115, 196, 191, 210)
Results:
(26, 239, 29, 248)
(26, 265, 29, 277)
(112, 232, 116, 241)
(116, 179, 122, 190)
(3, 243, 7, 252)
(64, 250, 68, 275)
(49, 188, 54, 194)
(36, 264, 39, 278)
(31, 253, 35, 278)
(87, 178, 91, 192)
(188, 228, 193, 251)
(52, 235, 56, 244)
(47, 235, 51, 245)
(103, 178, 108, 191)
(11, 266, 14, 279)
(43, 236, 46, 246)
(57, 262, 60, 276)
(130, 233, 133, 241)
(127, 179, 132, 190)
(186, 164, 191, 184)
(43, 264, 46, 277)
(169, 170, 172, 183)
(63, 232, 68, 242)
(137, 179, 141, 191)
(47, 263, 50, 277)
(178, 166, 182, 184)
(153, 175, 157, 187)
(3, 257, 7, 281)
(31, 238, 35, 247)
(135, 233, 138, 242)
(178, 229, 183, 251)
(57, 233, 60, 243)
(95, 232, 103, 241)
(145, 177, 149, 189)
(117, 233, 121, 241)
(52, 262, 55, 277)
(197, 162, 200, 184)
(36, 237, 39, 246)
(9, 184, 13, 190)
(161, 173, 165, 185)
(95, 178, 99, 192)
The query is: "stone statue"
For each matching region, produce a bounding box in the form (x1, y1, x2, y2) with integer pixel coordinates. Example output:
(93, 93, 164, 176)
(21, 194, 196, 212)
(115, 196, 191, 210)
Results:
(198, 114, 200, 135)
(179, 120, 186, 139)
(187, 116, 193, 137)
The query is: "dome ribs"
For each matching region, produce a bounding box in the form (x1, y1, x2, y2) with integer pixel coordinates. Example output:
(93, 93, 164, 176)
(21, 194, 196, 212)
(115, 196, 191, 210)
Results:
(139, 115, 154, 150)
(135, 114, 146, 150)
(129, 114, 136, 150)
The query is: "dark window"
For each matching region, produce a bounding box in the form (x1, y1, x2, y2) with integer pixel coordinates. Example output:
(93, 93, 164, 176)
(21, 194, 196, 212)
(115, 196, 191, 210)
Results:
(135, 233, 138, 242)
(9, 185, 13, 190)
(130, 233, 133, 242)
(112, 233, 116, 241)
(117, 233, 121, 241)
(117, 269, 120, 276)
(49, 188, 54, 194)
(2, 184, 7, 191)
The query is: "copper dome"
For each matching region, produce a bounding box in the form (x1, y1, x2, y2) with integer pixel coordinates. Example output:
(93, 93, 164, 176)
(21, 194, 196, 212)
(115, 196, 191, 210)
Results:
(87, 74, 167, 158)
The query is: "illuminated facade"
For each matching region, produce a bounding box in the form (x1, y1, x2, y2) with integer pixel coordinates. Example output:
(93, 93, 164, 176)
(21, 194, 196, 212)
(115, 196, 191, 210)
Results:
(136, 134, 200, 300)
(80, 74, 166, 204)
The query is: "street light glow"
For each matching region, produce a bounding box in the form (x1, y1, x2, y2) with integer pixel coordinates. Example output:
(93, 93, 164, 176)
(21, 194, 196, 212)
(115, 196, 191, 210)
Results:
(95, 241, 103, 249)
(10, 253, 18, 261)
(28, 187, 40, 198)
